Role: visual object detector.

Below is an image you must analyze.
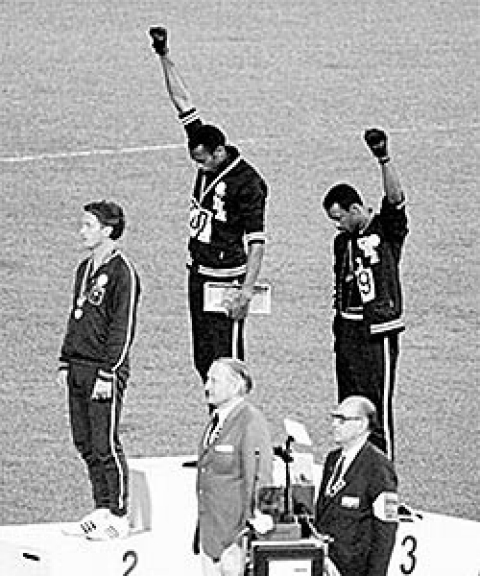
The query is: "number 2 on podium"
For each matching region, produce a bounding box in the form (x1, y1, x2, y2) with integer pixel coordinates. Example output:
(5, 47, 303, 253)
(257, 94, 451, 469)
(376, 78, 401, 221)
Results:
(123, 550, 138, 576)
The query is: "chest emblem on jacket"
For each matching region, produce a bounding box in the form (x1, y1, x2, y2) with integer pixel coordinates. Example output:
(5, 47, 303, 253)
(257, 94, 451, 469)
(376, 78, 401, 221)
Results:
(357, 234, 380, 264)
(88, 273, 109, 306)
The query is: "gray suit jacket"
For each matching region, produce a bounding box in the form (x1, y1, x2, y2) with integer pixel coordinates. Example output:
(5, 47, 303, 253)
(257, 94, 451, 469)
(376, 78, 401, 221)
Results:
(196, 400, 272, 560)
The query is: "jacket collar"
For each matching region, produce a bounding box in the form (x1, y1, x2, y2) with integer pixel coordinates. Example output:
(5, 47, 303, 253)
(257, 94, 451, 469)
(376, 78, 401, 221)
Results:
(198, 400, 247, 457)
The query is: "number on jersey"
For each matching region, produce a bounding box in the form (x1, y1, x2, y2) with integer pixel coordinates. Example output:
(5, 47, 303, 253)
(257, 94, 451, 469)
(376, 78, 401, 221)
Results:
(190, 198, 213, 243)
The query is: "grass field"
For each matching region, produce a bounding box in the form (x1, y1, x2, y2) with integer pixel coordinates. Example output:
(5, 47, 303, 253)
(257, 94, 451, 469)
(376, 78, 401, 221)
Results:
(1, 0, 479, 526)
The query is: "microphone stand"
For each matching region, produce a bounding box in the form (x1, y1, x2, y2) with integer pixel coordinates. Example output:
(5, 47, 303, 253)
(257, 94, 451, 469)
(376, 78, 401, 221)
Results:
(273, 435, 295, 523)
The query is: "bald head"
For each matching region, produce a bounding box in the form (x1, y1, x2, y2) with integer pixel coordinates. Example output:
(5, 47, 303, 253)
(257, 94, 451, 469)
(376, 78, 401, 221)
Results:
(340, 396, 377, 430)
(331, 395, 378, 448)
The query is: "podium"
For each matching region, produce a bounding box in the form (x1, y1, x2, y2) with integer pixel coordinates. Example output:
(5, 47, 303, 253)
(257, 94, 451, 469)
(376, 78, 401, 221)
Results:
(0, 456, 201, 576)
(1, 455, 479, 576)
(128, 455, 198, 533)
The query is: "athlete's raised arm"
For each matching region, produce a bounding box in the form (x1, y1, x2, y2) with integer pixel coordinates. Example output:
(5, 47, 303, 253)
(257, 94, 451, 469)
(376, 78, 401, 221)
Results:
(149, 26, 194, 115)
(364, 128, 405, 206)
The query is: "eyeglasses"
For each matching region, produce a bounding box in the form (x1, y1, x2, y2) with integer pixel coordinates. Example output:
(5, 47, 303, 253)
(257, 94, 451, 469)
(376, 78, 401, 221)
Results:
(330, 414, 363, 424)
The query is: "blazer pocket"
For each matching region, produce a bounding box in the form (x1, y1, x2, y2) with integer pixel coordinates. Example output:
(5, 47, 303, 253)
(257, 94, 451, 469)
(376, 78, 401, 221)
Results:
(214, 444, 234, 453)
(211, 446, 236, 475)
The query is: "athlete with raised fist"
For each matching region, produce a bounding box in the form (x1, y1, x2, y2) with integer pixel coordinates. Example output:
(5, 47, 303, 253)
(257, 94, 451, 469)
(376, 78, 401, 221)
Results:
(149, 27, 269, 386)
(322, 129, 408, 460)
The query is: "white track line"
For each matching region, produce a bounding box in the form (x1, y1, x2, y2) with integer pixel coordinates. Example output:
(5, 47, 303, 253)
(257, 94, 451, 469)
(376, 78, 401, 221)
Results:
(0, 142, 185, 164)
(0, 123, 477, 164)
(0, 138, 258, 164)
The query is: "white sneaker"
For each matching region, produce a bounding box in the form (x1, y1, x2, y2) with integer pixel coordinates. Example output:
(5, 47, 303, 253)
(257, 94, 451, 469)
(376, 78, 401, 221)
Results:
(62, 508, 110, 537)
(86, 512, 130, 541)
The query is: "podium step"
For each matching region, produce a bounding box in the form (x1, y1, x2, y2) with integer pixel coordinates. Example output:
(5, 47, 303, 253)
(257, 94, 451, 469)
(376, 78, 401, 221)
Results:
(1, 455, 479, 576)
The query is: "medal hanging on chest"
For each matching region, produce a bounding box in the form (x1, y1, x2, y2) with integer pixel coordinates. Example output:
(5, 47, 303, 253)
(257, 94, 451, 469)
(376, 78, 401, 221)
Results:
(73, 260, 93, 321)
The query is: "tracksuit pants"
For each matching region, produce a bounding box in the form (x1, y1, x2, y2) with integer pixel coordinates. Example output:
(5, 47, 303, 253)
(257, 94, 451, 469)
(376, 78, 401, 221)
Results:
(67, 362, 128, 516)
(334, 318, 399, 460)
(188, 269, 245, 383)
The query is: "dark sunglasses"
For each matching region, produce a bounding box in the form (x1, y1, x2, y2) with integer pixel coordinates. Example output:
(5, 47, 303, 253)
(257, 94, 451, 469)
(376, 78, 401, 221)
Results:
(330, 414, 363, 424)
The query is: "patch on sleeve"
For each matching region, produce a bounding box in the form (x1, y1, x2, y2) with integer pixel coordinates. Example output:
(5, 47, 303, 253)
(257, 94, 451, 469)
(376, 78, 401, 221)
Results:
(373, 492, 399, 522)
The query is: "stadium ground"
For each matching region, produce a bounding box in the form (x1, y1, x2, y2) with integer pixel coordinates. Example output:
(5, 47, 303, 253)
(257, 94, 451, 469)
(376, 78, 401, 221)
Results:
(1, 0, 478, 525)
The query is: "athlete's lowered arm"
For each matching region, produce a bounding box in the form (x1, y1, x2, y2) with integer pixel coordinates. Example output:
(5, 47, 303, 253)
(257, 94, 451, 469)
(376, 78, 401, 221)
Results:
(242, 242, 265, 299)
(230, 242, 265, 321)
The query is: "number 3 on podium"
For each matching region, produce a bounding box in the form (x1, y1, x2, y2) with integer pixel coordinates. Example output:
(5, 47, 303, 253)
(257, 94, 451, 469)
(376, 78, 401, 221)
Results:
(400, 534, 417, 574)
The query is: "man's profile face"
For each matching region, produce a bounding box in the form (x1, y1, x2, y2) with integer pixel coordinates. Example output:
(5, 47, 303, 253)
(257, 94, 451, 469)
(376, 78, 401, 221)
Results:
(80, 212, 110, 250)
(190, 144, 224, 173)
(204, 362, 239, 407)
(330, 399, 365, 446)
(327, 203, 360, 234)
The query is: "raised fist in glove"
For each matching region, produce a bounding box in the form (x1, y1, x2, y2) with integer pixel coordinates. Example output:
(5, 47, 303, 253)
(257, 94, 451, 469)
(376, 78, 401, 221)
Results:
(149, 26, 168, 56)
(364, 128, 389, 161)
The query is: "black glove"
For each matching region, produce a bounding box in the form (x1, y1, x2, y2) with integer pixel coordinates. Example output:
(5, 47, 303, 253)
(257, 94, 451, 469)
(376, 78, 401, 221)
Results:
(364, 128, 389, 161)
(149, 26, 168, 56)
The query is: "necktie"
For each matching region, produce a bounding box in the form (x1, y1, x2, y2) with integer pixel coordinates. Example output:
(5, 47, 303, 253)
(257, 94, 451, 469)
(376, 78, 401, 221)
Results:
(205, 412, 220, 446)
(325, 455, 345, 496)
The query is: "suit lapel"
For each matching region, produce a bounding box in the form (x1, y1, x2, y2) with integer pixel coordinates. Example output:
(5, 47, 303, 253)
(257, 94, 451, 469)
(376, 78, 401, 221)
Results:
(198, 401, 246, 459)
(198, 420, 213, 459)
(317, 444, 369, 517)
(342, 442, 368, 487)
(317, 451, 342, 516)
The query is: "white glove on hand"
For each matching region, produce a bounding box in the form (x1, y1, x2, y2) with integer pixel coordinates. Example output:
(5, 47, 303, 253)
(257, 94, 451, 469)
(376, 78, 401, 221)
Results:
(248, 510, 274, 535)
(91, 378, 113, 400)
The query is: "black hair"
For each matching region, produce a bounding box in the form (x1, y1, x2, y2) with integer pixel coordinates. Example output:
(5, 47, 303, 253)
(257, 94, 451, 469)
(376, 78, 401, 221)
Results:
(187, 124, 226, 154)
(84, 200, 125, 240)
(323, 183, 363, 212)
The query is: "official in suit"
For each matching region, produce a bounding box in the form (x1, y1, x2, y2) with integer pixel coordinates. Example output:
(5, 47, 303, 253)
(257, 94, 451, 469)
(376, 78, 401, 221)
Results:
(196, 358, 273, 576)
(315, 396, 398, 576)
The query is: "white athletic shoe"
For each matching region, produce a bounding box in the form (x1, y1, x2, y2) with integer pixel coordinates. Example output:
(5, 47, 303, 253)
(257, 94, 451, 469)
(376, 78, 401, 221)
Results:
(86, 512, 130, 541)
(62, 507, 110, 537)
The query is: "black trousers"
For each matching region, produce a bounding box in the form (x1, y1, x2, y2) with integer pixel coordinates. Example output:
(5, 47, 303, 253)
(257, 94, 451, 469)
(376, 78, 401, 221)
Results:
(188, 269, 245, 383)
(334, 318, 400, 460)
(67, 362, 128, 515)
